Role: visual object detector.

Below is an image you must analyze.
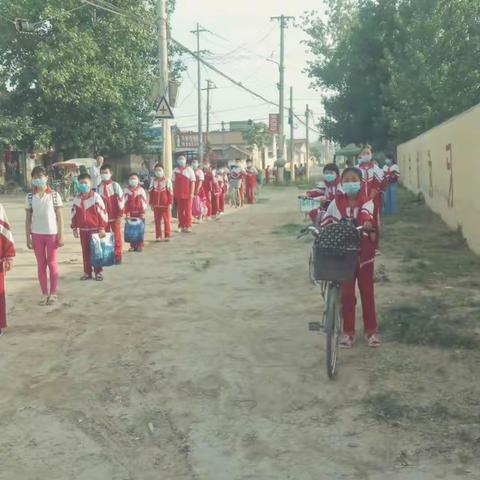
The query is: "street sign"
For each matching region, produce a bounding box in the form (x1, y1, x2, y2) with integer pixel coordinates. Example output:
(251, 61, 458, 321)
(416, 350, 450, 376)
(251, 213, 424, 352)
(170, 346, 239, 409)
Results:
(269, 113, 280, 134)
(155, 96, 174, 119)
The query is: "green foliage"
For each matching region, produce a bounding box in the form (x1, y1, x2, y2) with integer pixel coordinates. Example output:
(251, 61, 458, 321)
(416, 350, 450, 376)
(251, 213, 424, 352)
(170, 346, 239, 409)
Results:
(0, 0, 182, 156)
(242, 122, 271, 149)
(303, 0, 480, 149)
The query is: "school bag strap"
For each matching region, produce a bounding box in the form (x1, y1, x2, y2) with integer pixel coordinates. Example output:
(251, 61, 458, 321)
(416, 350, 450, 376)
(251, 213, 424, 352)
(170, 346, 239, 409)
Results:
(27, 192, 33, 210)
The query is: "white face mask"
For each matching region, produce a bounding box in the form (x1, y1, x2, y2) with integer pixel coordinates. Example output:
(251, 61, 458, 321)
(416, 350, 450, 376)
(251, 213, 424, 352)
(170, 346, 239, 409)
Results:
(192, 161, 199, 169)
(154, 169, 164, 177)
(129, 178, 139, 188)
(100, 173, 111, 181)
(359, 154, 372, 164)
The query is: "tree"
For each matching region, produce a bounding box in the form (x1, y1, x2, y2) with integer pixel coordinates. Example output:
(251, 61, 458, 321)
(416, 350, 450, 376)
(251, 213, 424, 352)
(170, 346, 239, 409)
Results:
(242, 122, 271, 149)
(0, 0, 183, 156)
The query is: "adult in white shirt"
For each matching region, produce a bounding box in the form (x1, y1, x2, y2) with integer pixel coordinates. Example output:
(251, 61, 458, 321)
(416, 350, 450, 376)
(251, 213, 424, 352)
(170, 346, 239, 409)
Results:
(90, 155, 104, 190)
(25, 166, 64, 305)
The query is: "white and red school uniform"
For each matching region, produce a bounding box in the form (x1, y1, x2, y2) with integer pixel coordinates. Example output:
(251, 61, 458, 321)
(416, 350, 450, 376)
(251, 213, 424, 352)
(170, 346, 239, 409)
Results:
(71, 191, 108, 275)
(149, 177, 173, 240)
(202, 168, 215, 217)
(245, 166, 258, 204)
(383, 164, 400, 184)
(124, 185, 147, 248)
(218, 171, 228, 213)
(173, 166, 196, 228)
(97, 180, 124, 262)
(359, 161, 384, 245)
(321, 192, 377, 337)
(0, 205, 15, 330)
(308, 178, 341, 226)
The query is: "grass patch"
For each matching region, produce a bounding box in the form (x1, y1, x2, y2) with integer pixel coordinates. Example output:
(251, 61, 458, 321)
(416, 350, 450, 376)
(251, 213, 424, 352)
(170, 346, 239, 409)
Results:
(380, 298, 477, 349)
(382, 187, 480, 284)
(272, 223, 304, 236)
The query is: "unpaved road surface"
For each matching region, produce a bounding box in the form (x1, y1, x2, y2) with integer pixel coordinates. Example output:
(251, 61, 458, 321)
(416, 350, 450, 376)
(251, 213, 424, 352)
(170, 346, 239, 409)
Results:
(0, 187, 477, 479)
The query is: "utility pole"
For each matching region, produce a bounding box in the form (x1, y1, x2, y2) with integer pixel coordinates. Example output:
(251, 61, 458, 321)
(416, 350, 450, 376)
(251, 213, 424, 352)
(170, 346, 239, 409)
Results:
(270, 14, 295, 183)
(305, 104, 310, 182)
(191, 23, 207, 162)
(202, 80, 216, 153)
(289, 86, 295, 182)
(156, 0, 172, 177)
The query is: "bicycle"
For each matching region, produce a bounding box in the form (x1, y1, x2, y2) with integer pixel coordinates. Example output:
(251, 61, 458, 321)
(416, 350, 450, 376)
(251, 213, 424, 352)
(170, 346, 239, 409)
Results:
(299, 222, 362, 379)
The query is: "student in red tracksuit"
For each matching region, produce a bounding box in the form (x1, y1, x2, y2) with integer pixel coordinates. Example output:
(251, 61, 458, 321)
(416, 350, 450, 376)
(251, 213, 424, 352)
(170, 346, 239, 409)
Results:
(245, 159, 258, 204)
(321, 167, 380, 348)
(0, 204, 15, 336)
(308, 163, 341, 226)
(173, 156, 196, 232)
(124, 173, 147, 252)
(97, 164, 124, 264)
(149, 164, 173, 242)
(192, 159, 206, 223)
(357, 146, 384, 248)
(202, 161, 214, 219)
(71, 173, 108, 281)
(218, 168, 228, 214)
(236, 159, 246, 206)
(211, 167, 221, 218)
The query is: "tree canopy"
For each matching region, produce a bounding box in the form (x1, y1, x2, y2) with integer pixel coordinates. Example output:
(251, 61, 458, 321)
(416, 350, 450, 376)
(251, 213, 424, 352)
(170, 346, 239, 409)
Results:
(303, 0, 480, 151)
(0, 0, 183, 157)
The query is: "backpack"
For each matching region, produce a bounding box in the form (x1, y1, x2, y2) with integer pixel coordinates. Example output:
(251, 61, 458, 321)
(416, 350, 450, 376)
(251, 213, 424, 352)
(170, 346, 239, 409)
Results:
(27, 190, 61, 210)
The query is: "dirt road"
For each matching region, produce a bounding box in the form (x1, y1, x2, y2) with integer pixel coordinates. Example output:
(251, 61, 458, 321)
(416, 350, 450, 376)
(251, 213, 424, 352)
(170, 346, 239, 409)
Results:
(0, 187, 477, 480)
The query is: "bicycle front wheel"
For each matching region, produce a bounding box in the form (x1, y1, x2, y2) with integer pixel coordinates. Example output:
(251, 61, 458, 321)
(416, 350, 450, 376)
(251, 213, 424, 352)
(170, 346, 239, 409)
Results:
(325, 283, 342, 379)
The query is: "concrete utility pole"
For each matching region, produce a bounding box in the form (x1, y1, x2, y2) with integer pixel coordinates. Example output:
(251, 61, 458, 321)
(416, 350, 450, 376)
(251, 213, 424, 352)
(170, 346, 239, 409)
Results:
(289, 86, 295, 182)
(270, 14, 295, 183)
(191, 23, 207, 162)
(156, 0, 172, 177)
(305, 104, 310, 182)
(203, 80, 216, 153)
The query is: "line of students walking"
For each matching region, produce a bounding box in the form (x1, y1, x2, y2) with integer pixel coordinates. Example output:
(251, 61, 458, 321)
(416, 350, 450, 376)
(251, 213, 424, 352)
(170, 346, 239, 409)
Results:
(0, 156, 259, 336)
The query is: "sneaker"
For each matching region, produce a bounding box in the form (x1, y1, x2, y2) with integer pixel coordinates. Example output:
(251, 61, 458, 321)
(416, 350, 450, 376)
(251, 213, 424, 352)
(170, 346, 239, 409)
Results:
(80, 275, 92, 281)
(156, 238, 162, 243)
(164, 238, 170, 242)
(176, 227, 183, 233)
(339, 335, 355, 349)
(39, 295, 49, 305)
(95, 273, 104, 282)
(136, 247, 143, 252)
(47, 295, 58, 306)
(0, 328, 4, 337)
(183, 228, 192, 233)
(366, 333, 381, 347)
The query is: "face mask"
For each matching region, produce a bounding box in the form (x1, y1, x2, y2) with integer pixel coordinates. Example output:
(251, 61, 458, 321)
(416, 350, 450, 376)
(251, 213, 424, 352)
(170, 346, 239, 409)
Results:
(154, 170, 164, 178)
(129, 178, 139, 188)
(192, 161, 199, 169)
(359, 155, 372, 164)
(386, 159, 393, 166)
(101, 173, 111, 181)
(324, 173, 337, 183)
(79, 183, 91, 193)
(32, 178, 47, 187)
(342, 181, 361, 195)
(177, 158, 186, 167)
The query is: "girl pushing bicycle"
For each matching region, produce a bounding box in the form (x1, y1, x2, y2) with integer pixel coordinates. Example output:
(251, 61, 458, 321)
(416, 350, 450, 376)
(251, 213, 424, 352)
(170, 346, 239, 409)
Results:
(321, 167, 380, 349)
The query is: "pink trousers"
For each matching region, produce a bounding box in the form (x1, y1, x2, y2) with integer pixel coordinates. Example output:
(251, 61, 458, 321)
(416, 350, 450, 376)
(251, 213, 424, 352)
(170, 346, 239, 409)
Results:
(31, 233, 59, 296)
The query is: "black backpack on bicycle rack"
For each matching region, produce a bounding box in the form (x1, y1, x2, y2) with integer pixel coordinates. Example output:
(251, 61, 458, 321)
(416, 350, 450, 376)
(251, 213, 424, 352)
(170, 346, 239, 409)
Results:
(313, 220, 361, 282)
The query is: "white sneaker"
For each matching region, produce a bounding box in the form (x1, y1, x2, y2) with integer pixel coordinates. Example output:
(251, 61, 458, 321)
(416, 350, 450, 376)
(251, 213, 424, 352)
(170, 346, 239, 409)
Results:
(176, 227, 183, 233)
(47, 295, 58, 306)
(183, 228, 192, 233)
(39, 295, 49, 306)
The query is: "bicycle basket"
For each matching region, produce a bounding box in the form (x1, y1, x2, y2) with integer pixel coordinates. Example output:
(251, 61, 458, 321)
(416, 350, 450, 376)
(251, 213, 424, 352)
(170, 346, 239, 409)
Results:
(313, 222, 361, 282)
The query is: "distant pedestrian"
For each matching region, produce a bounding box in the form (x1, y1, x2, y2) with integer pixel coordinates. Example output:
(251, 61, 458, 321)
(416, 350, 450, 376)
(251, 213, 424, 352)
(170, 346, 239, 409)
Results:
(71, 173, 108, 281)
(383, 156, 400, 214)
(149, 164, 173, 242)
(25, 166, 64, 305)
(0, 204, 15, 336)
(124, 173, 147, 252)
(173, 156, 195, 232)
(245, 159, 258, 204)
(97, 164, 124, 264)
(89, 155, 104, 191)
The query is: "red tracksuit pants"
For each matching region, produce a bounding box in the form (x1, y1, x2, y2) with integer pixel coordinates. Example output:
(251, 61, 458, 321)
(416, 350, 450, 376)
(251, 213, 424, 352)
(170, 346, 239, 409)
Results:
(80, 230, 102, 276)
(246, 182, 256, 204)
(211, 194, 219, 216)
(176, 198, 192, 229)
(0, 269, 6, 329)
(204, 191, 212, 217)
(106, 220, 122, 261)
(218, 191, 225, 213)
(154, 207, 171, 239)
(341, 259, 377, 337)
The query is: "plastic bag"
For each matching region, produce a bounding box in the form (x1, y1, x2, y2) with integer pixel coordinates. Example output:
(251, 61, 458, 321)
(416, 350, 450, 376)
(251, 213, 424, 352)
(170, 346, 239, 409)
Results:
(90, 233, 115, 268)
(124, 217, 145, 243)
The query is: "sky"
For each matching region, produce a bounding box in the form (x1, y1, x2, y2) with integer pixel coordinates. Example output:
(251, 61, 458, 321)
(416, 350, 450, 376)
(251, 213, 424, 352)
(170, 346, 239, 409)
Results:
(171, 0, 326, 141)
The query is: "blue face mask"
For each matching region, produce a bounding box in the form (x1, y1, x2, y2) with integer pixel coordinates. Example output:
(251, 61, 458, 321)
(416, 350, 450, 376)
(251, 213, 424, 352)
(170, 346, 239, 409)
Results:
(32, 178, 47, 187)
(343, 182, 361, 195)
(129, 179, 139, 187)
(79, 183, 91, 193)
(324, 173, 337, 183)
